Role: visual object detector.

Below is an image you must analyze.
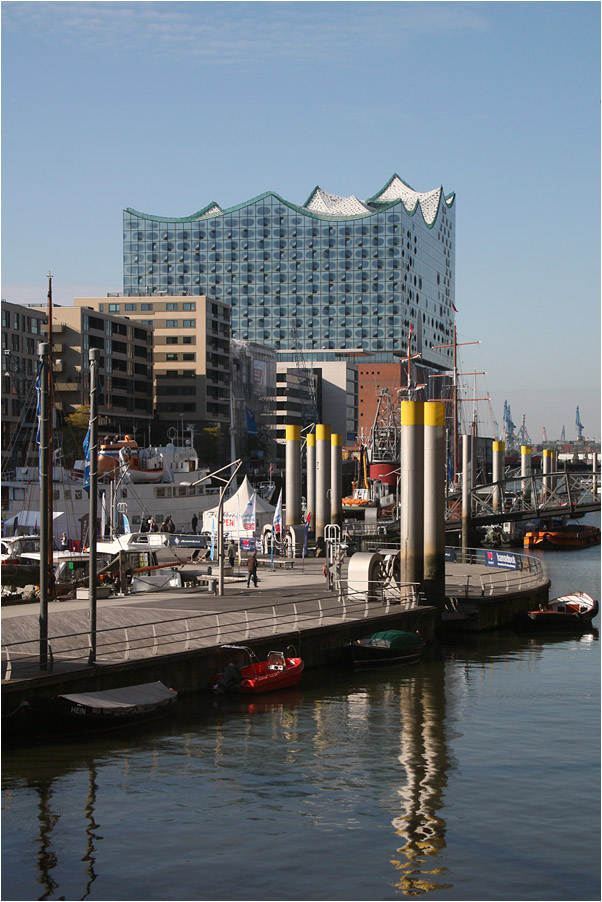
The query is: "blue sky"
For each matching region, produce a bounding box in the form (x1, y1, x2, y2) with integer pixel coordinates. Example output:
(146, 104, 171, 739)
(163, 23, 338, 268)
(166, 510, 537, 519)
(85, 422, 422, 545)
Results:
(2, 1, 600, 441)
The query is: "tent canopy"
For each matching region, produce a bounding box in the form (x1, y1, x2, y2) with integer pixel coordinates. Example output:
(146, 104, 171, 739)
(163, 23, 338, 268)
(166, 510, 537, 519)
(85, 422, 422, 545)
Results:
(202, 477, 275, 536)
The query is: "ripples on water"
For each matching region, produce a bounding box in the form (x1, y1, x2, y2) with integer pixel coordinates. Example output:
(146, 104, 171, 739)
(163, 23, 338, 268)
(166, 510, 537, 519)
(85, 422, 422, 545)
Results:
(2, 516, 600, 901)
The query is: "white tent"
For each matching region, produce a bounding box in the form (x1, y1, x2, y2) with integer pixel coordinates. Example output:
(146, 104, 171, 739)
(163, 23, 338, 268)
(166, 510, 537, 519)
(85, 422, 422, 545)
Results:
(201, 476, 275, 538)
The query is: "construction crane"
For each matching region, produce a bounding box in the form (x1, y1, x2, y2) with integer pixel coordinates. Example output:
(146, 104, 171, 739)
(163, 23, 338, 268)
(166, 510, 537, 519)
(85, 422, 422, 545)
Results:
(487, 393, 500, 440)
(502, 400, 516, 446)
(576, 406, 584, 440)
(515, 414, 532, 446)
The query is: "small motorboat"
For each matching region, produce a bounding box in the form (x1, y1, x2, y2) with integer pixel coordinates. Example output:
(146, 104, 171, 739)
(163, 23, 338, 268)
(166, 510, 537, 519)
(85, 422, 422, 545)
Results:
(343, 630, 426, 667)
(27, 681, 178, 733)
(211, 645, 304, 694)
(517, 592, 599, 629)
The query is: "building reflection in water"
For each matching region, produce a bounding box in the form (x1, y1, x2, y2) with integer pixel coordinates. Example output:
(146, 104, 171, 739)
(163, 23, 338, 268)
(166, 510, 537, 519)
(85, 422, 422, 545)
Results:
(390, 673, 452, 895)
(32, 759, 100, 901)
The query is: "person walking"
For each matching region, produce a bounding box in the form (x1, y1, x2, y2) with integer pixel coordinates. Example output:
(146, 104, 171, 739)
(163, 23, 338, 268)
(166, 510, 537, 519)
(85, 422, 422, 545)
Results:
(246, 551, 258, 588)
(191, 514, 198, 534)
(228, 540, 236, 568)
(60, 532, 69, 551)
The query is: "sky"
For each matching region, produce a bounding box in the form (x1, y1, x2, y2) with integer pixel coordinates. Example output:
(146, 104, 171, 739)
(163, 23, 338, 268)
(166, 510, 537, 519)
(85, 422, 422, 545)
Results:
(2, 0, 600, 442)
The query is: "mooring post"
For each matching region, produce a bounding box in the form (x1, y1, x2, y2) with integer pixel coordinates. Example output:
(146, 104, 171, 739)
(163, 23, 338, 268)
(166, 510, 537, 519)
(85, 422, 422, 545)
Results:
(461, 434, 471, 557)
(400, 400, 424, 587)
(423, 401, 445, 608)
(315, 424, 331, 539)
(492, 440, 505, 513)
(285, 424, 302, 527)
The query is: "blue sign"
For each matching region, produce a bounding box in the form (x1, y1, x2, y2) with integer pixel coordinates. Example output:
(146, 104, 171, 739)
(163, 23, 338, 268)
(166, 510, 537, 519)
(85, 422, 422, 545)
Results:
(240, 537, 256, 551)
(445, 548, 457, 562)
(485, 550, 518, 570)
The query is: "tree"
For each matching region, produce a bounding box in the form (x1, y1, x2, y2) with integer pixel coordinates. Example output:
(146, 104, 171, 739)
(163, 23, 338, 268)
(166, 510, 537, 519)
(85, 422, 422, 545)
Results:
(61, 404, 90, 467)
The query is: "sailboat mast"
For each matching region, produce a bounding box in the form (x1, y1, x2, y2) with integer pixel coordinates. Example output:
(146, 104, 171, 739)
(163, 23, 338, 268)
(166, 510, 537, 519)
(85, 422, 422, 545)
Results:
(46, 273, 54, 583)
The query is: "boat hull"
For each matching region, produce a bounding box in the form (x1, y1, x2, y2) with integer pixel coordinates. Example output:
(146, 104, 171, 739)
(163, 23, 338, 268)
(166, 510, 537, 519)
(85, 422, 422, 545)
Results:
(343, 630, 426, 667)
(516, 592, 599, 630)
(211, 658, 304, 694)
(28, 681, 178, 733)
(523, 525, 600, 550)
(343, 644, 424, 667)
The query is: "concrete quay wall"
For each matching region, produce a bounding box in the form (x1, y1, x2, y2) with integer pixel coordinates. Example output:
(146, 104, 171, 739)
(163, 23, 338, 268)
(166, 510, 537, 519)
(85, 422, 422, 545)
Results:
(2, 604, 436, 716)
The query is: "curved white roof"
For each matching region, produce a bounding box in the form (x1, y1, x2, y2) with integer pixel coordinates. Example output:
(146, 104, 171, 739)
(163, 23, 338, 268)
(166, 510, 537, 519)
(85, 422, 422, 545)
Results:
(306, 189, 371, 216)
(372, 177, 444, 226)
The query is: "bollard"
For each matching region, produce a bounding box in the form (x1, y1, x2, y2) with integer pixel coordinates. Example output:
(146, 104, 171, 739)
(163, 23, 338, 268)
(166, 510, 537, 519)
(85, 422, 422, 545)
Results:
(521, 445, 532, 503)
(492, 440, 505, 513)
(315, 424, 331, 539)
(285, 424, 302, 526)
(330, 433, 342, 526)
(423, 401, 445, 608)
(400, 401, 424, 586)
(306, 432, 316, 531)
(461, 434, 471, 556)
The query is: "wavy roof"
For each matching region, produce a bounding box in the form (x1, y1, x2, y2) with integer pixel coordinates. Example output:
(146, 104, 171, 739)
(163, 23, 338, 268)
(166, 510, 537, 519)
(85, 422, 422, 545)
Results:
(126, 174, 455, 228)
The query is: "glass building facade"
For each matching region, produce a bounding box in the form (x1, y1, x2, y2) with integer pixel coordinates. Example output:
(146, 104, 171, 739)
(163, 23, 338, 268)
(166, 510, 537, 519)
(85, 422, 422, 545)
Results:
(123, 174, 456, 369)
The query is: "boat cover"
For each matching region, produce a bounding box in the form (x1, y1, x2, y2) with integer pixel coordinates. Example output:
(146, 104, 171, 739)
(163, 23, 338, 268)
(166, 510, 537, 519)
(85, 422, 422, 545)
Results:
(59, 681, 176, 710)
(359, 630, 424, 649)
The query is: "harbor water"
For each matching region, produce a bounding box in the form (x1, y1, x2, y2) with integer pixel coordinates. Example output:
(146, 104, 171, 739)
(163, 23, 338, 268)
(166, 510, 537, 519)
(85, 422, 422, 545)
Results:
(2, 514, 600, 901)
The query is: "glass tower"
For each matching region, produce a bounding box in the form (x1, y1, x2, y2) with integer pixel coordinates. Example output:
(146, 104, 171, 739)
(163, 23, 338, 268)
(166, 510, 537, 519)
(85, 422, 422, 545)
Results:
(123, 174, 456, 368)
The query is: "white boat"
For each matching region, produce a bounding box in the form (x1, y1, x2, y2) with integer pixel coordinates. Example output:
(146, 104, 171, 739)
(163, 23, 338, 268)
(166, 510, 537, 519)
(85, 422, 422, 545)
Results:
(2, 438, 220, 543)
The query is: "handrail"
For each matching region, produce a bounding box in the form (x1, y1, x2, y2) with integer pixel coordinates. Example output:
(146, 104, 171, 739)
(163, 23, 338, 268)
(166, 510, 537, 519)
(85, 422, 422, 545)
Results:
(1, 551, 549, 680)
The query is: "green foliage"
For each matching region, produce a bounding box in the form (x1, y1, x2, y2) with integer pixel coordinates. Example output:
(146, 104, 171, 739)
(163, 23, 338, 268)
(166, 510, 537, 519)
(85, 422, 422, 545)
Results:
(61, 404, 90, 466)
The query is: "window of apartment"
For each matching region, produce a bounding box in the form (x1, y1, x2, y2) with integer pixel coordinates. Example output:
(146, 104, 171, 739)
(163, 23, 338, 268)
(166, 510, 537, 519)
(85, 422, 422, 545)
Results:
(182, 336, 193, 344)
(166, 320, 178, 328)
(182, 319, 195, 328)
(166, 353, 178, 361)
(182, 302, 196, 311)
(182, 353, 195, 361)
(166, 303, 178, 311)
(165, 336, 178, 344)
(141, 303, 152, 311)
(125, 304, 137, 311)
(1, 311, 8, 328)
(13, 314, 19, 330)
(108, 304, 120, 313)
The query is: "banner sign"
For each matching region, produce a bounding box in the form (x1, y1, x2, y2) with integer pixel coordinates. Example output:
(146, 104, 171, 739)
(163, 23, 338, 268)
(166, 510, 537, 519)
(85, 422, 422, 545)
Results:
(485, 550, 518, 570)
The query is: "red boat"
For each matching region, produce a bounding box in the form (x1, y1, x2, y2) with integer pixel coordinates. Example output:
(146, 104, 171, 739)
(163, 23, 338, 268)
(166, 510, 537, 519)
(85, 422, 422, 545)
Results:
(211, 645, 304, 694)
(517, 592, 599, 629)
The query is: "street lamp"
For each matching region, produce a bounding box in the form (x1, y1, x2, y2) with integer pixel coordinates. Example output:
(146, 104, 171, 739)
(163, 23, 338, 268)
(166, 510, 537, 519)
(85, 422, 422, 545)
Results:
(182, 458, 243, 596)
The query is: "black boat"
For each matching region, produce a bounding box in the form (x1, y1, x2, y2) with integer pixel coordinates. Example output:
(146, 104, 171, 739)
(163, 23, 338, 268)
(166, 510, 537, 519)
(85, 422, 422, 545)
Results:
(28, 681, 178, 733)
(343, 630, 425, 667)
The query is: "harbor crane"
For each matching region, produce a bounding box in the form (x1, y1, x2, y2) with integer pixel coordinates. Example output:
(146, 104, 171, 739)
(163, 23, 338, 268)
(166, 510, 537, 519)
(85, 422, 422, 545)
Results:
(515, 414, 532, 446)
(502, 400, 516, 446)
(576, 406, 584, 440)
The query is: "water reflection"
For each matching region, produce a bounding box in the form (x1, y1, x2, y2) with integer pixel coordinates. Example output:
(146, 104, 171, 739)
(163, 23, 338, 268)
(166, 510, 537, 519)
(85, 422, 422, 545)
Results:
(35, 782, 60, 900)
(2, 619, 598, 901)
(390, 671, 452, 895)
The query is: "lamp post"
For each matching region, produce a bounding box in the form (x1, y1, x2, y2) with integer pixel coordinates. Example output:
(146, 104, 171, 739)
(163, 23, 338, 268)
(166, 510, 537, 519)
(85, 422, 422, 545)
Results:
(182, 458, 243, 596)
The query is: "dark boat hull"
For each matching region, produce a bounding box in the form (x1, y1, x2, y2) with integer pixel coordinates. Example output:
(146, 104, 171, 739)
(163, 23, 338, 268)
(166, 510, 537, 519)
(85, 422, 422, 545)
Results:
(28, 681, 178, 734)
(343, 644, 424, 667)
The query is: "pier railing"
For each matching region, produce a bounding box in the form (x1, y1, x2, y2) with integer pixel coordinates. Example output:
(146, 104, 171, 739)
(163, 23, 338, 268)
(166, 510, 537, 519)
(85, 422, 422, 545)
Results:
(1, 546, 549, 680)
(1, 587, 419, 681)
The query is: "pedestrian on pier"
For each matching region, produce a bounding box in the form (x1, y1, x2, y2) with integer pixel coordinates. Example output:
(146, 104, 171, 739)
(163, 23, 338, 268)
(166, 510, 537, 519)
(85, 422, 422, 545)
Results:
(228, 540, 236, 568)
(191, 514, 198, 534)
(246, 551, 258, 588)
